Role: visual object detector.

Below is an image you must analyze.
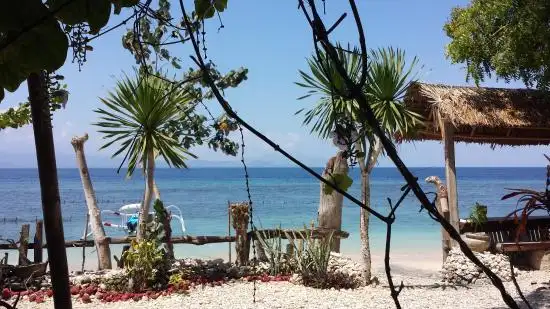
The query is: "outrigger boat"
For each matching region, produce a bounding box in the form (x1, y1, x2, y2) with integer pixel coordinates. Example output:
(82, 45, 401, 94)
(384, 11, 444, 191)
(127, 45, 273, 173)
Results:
(82, 203, 186, 238)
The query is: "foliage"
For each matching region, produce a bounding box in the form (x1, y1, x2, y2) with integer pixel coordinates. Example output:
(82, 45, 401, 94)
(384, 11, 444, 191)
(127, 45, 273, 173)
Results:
(122, 239, 165, 291)
(502, 155, 550, 237)
(285, 225, 333, 289)
(296, 45, 422, 146)
(94, 71, 197, 176)
(0, 73, 68, 130)
(444, 0, 550, 90)
(0, 0, 228, 101)
(468, 202, 488, 231)
(148, 199, 169, 241)
(322, 173, 353, 195)
(122, 0, 227, 70)
(255, 227, 294, 276)
(122, 200, 172, 291)
(168, 273, 189, 289)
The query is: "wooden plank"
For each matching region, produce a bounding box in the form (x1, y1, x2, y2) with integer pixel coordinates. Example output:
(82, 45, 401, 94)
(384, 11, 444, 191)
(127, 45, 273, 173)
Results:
(0, 228, 349, 250)
(497, 241, 550, 252)
(18, 224, 30, 266)
(34, 220, 43, 263)
(460, 216, 550, 233)
(439, 118, 459, 246)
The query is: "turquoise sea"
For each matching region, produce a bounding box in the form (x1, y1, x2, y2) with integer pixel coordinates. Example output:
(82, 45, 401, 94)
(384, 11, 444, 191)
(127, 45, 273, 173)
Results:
(0, 167, 546, 264)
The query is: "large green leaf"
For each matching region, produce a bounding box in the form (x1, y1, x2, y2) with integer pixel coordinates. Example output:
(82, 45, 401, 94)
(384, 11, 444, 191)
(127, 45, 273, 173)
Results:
(195, 0, 215, 19)
(323, 173, 353, 195)
(88, 0, 112, 34)
(46, 0, 112, 33)
(112, 0, 139, 14)
(46, 0, 88, 25)
(0, 0, 68, 94)
(214, 0, 228, 12)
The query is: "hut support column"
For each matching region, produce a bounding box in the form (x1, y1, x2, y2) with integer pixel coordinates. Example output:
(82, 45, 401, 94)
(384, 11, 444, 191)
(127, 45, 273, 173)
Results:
(440, 119, 460, 246)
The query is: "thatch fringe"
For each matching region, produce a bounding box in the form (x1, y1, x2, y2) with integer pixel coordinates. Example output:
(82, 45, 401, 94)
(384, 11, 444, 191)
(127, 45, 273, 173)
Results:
(403, 82, 550, 146)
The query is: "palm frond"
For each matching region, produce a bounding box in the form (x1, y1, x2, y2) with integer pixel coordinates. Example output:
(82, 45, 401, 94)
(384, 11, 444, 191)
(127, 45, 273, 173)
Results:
(94, 71, 195, 176)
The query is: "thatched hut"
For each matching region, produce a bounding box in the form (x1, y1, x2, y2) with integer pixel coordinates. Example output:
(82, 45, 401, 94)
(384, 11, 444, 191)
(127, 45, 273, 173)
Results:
(403, 82, 550, 231)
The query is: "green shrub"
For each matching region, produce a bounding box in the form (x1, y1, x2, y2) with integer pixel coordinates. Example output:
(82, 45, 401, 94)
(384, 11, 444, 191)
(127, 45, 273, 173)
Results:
(285, 225, 333, 288)
(255, 227, 294, 275)
(122, 199, 171, 291)
(469, 202, 488, 231)
(122, 239, 164, 291)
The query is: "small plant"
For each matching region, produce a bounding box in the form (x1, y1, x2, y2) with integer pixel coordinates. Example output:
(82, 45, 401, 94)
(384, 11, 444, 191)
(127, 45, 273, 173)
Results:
(468, 202, 488, 231)
(502, 155, 550, 238)
(285, 223, 334, 288)
(255, 226, 294, 276)
(122, 239, 165, 291)
(122, 199, 171, 291)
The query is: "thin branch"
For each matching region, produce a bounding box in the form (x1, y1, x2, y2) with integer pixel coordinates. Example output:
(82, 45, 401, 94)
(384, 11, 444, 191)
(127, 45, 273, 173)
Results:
(178, 0, 389, 223)
(509, 254, 533, 309)
(325, 13, 347, 36)
(384, 187, 411, 309)
(347, 0, 368, 88)
(86, 11, 139, 43)
(299, 1, 520, 308)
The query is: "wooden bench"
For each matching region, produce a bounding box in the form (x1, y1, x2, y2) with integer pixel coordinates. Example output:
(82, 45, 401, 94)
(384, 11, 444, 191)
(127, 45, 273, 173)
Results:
(460, 216, 550, 269)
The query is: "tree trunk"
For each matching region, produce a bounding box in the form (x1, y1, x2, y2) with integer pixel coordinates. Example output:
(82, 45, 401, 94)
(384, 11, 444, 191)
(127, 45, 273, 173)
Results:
(318, 151, 348, 252)
(359, 173, 372, 284)
(137, 147, 155, 241)
(153, 180, 161, 200)
(71, 134, 112, 270)
(358, 136, 383, 285)
(28, 72, 72, 309)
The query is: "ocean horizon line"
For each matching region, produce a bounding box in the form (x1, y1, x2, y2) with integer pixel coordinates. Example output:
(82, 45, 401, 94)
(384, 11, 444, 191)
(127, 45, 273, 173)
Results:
(0, 166, 545, 169)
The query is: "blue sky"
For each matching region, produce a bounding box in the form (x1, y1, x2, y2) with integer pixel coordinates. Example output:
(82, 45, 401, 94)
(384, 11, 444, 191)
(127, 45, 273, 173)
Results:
(0, 0, 548, 168)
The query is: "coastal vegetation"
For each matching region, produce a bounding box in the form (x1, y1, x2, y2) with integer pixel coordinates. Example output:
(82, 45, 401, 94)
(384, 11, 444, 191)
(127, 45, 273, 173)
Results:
(297, 46, 422, 284)
(445, 0, 550, 90)
(0, 0, 549, 308)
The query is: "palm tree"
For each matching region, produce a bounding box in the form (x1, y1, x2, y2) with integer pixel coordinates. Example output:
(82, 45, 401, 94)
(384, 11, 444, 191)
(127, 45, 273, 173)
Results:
(297, 46, 422, 284)
(94, 72, 196, 240)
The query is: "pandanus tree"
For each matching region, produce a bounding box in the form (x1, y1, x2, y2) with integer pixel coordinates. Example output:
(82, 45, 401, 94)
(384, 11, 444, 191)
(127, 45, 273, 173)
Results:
(297, 46, 422, 284)
(94, 72, 196, 240)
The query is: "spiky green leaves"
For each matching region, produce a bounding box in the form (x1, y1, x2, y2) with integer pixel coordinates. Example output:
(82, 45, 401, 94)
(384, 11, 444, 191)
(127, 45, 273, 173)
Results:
(296, 45, 423, 142)
(94, 72, 197, 176)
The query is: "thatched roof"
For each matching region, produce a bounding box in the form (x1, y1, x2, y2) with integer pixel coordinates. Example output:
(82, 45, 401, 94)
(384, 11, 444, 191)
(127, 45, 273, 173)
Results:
(403, 82, 550, 145)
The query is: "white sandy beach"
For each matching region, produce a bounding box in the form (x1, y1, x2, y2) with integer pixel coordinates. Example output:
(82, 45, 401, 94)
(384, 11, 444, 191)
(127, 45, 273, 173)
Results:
(14, 265, 550, 309)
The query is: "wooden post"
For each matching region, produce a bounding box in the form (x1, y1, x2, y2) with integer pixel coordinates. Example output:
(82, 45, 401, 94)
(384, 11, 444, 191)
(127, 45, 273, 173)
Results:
(18, 224, 30, 265)
(82, 214, 89, 272)
(34, 220, 44, 263)
(28, 72, 72, 309)
(425, 176, 452, 262)
(228, 201, 231, 264)
(440, 118, 460, 246)
(286, 243, 294, 257)
(230, 202, 250, 266)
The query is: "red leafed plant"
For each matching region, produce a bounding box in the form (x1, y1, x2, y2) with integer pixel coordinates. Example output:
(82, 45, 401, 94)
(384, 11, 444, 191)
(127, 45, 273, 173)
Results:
(501, 155, 550, 238)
